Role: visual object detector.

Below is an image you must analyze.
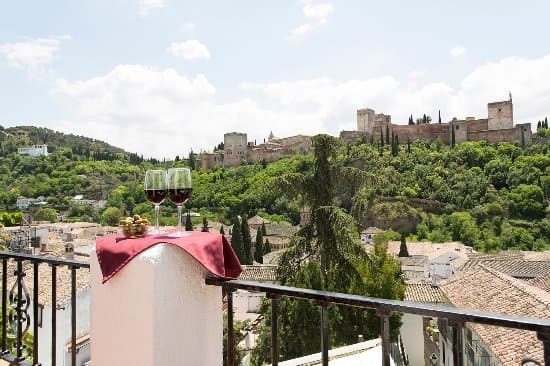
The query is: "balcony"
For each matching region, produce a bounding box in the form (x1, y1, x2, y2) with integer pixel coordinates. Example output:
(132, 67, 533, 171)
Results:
(0, 247, 549, 366)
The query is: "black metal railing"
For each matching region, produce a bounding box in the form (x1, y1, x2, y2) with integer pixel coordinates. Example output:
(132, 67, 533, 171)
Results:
(206, 278, 550, 366)
(0, 251, 90, 365)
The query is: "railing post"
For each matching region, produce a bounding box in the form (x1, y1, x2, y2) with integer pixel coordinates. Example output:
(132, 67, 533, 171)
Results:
(450, 320, 464, 366)
(317, 301, 330, 366)
(15, 260, 24, 362)
(32, 261, 39, 365)
(377, 307, 391, 366)
(1, 258, 7, 354)
(71, 266, 77, 366)
(537, 329, 550, 366)
(50, 264, 57, 366)
(267, 293, 279, 366)
(226, 288, 235, 366)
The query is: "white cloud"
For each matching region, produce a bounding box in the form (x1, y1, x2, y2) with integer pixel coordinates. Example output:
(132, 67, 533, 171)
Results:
(50, 54, 550, 159)
(289, 0, 334, 40)
(168, 40, 211, 60)
(450, 46, 466, 57)
(139, 0, 165, 16)
(0, 35, 71, 75)
(182, 22, 196, 33)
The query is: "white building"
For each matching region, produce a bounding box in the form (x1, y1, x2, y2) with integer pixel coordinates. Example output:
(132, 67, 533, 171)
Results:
(360, 227, 380, 244)
(18, 145, 48, 157)
(16, 196, 48, 210)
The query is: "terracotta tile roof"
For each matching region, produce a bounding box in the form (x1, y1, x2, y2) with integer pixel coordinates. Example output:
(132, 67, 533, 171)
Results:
(529, 274, 550, 293)
(398, 255, 428, 267)
(239, 265, 277, 282)
(247, 215, 270, 226)
(404, 283, 446, 303)
(476, 260, 550, 279)
(439, 265, 550, 366)
(374, 241, 473, 265)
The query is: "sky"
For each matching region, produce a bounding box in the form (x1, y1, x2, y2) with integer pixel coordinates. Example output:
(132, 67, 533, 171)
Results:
(1, 0, 549, 159)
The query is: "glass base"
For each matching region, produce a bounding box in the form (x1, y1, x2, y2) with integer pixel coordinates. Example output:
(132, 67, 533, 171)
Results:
(167, 231, 192, 238)
(148, 228, 166, 236)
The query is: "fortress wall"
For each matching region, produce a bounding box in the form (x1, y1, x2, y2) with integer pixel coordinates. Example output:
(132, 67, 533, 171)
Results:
(248, 148, 285, 164)
(467, 124, 532, 144)
(340, 130, 367, 142)
(392, 124, 450, 144)
(465, 119, 488, 132)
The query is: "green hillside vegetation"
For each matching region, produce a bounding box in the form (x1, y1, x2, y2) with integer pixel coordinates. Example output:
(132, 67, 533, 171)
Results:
(0, 124, 548, 252)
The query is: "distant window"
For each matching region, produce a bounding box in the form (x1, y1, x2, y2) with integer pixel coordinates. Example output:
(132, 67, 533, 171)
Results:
(498, 108, 501, 112)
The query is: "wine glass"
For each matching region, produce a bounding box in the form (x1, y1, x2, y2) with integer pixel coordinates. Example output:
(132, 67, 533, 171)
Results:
(144, 170, 168, 235)
(167, 168, 193, 237)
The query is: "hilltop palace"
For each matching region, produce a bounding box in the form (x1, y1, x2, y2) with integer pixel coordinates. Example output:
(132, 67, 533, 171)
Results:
(199, 96, 532, 169)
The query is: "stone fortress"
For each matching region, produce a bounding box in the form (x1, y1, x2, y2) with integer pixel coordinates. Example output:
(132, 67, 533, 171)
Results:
(199, 132, 313, 169)
(340, 95, 532, 146)
(200, 95, 533, 170)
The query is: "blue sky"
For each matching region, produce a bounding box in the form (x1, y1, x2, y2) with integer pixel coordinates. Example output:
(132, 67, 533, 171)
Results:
(1, 0, 549, 158)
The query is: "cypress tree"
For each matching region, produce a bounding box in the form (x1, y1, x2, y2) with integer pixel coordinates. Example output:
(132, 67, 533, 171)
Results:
(220, 225, 225, 235)
(407, 137, 411, 154)
(231, 216, 246, 264)
(254, 230, 264, 263)
(395, 134, 399, 152)
(385, 125, 390, 145)
(201, 216, 209, 232)
(380, 129, 384, 147)
(538, 121, 542, 130)
(241, 215, 253, 264)
(264, 238, 271, 255)
(185, 212, 193, 231)
(398, 233, 409, 257)
(438, 110, 442, 124)
(451, 124, 456, 148)
(545, 117, 548, 128)
(423, 114, 427, 124)
(261, 222, 267, 236)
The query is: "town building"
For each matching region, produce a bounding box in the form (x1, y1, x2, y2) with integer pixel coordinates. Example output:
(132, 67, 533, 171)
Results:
(341, 96, 533, 146)
(16, 196, 48, 210)
(17, 144, 49, 157)
(360, 226, 381, 244)
(199, 132, 313, 169)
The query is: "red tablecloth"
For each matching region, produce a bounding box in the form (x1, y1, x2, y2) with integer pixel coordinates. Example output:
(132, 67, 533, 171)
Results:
(96, 231, 242, 283)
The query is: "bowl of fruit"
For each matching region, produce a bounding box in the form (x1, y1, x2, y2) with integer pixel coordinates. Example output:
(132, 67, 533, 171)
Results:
(119, 215, 149, 238)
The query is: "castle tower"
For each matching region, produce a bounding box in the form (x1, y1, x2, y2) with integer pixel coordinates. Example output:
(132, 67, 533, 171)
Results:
(487, 98, 513, 130)
(357, 108, 375, 133)
(224, 132, 248, 158)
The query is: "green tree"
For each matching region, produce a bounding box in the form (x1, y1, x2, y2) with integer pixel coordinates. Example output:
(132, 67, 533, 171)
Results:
(261, 222, 267, 236)
(264, 238, 271, 254)
(438, 110, 442, 123)
(201, 216, 209, 232)
(507, 184, 545, 218)
(252, 134, 394, 364)
(231, 216, 246, 263)
(241, 215, 253, 264)
(34, 207, 58, 222)
(185, 211, 193, 231)
(254, 230, 264, 263)
(386, 125, 390, 145)
(398, 233, 409, 257)
(451, 124, 456, 148)
(101, 207, 122, 226)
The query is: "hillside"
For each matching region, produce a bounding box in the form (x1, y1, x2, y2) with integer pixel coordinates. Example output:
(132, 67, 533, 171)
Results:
(0, 125, 548, 252)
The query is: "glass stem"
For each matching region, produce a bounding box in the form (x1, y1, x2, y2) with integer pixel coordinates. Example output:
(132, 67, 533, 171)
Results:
(155, 204, 160, 232)
(177, 205, 183, 232)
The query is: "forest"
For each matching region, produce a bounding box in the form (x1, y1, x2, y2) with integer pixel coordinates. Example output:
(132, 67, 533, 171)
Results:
(0, 124, 549, 252)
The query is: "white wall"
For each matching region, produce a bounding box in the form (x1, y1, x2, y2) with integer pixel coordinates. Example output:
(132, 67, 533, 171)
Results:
(90, 244, 223, 366)
(400, 313, 424, 366)
(37, 288, 91, 366)
(233, 290, 264, 313)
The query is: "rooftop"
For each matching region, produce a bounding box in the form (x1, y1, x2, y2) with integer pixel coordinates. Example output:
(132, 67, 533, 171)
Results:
(439, 264, 550, 365)
(404, 283, 446, 304)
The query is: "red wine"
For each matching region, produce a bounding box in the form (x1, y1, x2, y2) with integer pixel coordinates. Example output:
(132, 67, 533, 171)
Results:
(144, 189, 167, 204)
(168, 188, 192, 205)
